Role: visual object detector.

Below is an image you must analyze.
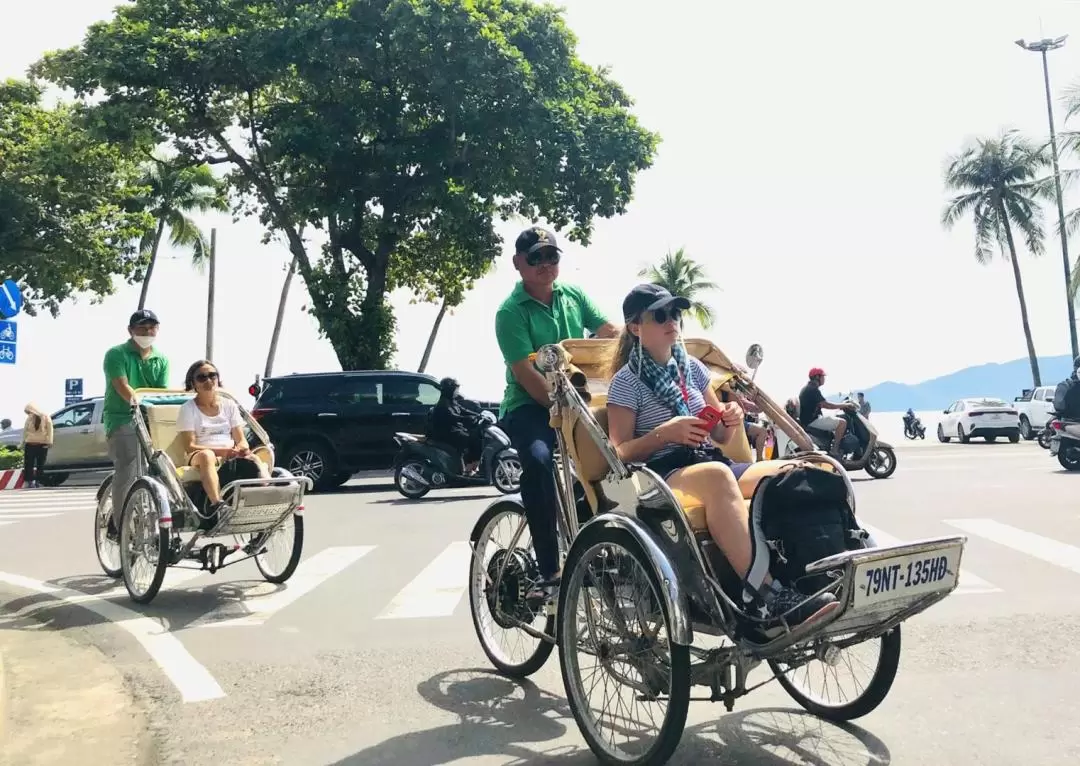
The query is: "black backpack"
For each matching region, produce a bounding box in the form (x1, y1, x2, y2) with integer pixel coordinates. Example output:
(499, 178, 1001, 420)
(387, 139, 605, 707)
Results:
(743, 463, 867, 599)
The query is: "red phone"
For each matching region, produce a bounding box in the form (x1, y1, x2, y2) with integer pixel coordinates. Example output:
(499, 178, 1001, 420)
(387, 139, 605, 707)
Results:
(696, 405, 723, 429)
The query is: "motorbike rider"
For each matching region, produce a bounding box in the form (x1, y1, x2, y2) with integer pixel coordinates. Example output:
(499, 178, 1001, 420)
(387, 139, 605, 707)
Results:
(495, 226, 619, 603)
(902, 407, 916, 430)
(1053, 356, 1080, 422)
(797, 368, 857, 457)
(429, 377, 484, 475)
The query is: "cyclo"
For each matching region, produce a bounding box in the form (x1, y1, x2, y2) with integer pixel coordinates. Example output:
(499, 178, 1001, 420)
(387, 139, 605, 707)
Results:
(467, 338, 967, 765)
(93, 388, 312, 605)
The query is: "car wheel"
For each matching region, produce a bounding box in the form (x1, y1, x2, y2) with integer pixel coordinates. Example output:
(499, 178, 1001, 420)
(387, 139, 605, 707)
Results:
(1008, 431, 1021, 444)
(937, 424, 950, 443)
(283, 441, 338, 491)
(958, 424, 970, 444)
(1020, 416, 1034, 440)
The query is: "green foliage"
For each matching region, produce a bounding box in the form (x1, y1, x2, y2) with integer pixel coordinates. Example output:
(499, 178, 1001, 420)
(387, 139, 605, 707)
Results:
(638, 248, 719, 329)
(0, 79, 155, 317)
(35, 0, 659, 368)
(0, 446, 23, 470)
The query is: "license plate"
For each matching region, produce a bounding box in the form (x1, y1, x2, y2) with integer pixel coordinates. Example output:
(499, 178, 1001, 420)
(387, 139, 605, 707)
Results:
(853, 547, 962, 609)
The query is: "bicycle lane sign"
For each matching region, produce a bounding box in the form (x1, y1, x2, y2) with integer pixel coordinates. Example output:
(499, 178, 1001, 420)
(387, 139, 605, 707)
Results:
(0, 320, 16, 365)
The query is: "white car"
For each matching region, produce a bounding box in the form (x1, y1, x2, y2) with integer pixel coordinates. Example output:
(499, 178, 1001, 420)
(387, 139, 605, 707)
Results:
(937, 397, 1021, 444)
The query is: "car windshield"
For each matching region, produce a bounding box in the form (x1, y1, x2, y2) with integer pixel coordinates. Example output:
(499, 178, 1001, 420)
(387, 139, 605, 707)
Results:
(971, 398, 1008, 408)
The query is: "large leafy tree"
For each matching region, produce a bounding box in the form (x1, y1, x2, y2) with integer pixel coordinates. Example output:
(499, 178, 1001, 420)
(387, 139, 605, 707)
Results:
(0, 78, 153, 316)
(941, 130, 1050, 386)
(638, 248, 718, 329)
(35, 0, 659, 369)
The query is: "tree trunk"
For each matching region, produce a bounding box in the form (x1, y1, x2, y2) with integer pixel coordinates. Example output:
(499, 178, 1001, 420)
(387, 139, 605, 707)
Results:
(264, 255, 297, 378)
(137, 217, 167, 310)
(1001, 214, 1042, 386)
(418, 299, 449, 373)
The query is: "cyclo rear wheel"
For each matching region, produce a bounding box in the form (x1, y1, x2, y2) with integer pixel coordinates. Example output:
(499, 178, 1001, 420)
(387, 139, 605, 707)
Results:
(557, 525, 690, 766)
(467, 500, 555, 678)
(94, 474, 122, 578)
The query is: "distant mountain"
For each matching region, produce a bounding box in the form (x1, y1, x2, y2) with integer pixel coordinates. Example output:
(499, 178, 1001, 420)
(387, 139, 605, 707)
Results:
(855, 355, 1074, 411)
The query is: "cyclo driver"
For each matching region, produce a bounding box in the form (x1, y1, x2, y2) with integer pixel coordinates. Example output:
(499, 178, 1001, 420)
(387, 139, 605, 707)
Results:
(495, 226, 618, 604)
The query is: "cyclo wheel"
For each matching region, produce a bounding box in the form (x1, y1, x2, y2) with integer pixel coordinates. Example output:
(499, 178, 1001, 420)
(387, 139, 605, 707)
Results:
(467, 500, 555, 678)
(253, 513, 305, 584)
(119, 478, 171, 604)
(94, 475, 122, 578)
(557, 525, 690, 766)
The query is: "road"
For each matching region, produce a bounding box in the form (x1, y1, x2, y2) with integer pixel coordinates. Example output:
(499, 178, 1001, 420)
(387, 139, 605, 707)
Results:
(0, 441, 1078, 765)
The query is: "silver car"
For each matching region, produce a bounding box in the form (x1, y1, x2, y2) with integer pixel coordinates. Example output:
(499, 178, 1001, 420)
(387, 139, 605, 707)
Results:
(0, 398, 110, 485)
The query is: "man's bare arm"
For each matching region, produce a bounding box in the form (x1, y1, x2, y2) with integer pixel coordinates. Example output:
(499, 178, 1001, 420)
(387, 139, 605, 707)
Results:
(111, 375, 137, 405)
(509, 359, 552, 407)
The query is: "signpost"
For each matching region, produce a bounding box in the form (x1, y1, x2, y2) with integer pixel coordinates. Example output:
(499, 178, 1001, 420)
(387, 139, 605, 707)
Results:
(65, 378, 84, 406)
(0, 279, 23, 320)
(0, 320, 16, 366)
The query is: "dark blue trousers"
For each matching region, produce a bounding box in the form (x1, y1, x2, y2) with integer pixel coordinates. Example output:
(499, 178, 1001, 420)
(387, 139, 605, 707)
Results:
(501, 403, 560, 580)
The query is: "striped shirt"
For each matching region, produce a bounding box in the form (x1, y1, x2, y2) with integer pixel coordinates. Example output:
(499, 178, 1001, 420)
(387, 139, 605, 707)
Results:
(607, 356, 713, 459)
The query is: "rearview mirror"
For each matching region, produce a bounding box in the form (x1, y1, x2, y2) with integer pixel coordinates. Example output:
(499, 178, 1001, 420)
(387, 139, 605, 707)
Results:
(745, 344, 764, 370)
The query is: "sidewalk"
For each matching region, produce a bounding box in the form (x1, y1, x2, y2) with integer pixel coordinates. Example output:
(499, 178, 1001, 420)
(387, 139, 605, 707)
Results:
(0, 625, 157, 765)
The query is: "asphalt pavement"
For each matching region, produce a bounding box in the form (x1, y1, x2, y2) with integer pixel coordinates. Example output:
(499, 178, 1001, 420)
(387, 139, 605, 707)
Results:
(0, 441, 1077, 765)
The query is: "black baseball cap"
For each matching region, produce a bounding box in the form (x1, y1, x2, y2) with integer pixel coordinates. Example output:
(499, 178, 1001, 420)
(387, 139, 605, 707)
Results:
(515, 226, 562, 255)
(129, 309, 160, 327)
(622, 284, 691, 322)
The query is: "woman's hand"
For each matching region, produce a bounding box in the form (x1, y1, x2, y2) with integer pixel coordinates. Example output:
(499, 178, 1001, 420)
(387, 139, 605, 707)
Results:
(657, 416, 711, 447)
(720, 402, 744, 427)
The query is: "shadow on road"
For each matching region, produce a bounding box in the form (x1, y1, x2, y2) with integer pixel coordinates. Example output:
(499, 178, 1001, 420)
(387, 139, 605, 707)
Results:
(369, 493, 497, 506)
(326, 668, 891, 765)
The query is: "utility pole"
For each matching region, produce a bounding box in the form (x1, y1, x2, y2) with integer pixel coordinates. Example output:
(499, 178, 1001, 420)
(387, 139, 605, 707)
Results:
(206, 227, 216, 359)
(1016, 35, 1079, 359)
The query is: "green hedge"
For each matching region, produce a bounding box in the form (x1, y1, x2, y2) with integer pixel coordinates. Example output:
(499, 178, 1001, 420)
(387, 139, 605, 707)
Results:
(0, 447, 24, 470)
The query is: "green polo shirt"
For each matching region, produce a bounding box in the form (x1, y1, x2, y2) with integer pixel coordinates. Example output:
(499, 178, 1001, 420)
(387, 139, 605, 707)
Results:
(102, 340, 170, 436)
(495, 281, 608, 417)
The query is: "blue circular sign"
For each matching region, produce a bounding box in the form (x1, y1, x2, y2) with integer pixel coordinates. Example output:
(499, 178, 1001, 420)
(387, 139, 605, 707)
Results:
(0, 279, 23, 319)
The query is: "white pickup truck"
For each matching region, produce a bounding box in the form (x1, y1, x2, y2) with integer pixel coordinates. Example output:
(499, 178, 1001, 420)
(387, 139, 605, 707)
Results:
(1013, 386, 1057, 439)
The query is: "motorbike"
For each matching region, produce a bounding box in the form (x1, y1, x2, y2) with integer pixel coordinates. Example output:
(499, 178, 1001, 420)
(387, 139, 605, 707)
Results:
(902, 413, 926, 440)
(1048, 417, 1080, 470)
(773, 396, 897, 479)
(1037, 421, 1053, 450)
(392, 410, 522, 498)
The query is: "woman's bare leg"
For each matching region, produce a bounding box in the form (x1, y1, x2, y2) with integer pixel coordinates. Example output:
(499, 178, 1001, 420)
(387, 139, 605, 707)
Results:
(667, 462, 766, 583)
(190, 449, 222, 503)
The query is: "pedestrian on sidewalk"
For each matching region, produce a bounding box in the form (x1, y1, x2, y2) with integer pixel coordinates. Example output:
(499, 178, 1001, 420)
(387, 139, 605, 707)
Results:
(21, 403, 53, 488)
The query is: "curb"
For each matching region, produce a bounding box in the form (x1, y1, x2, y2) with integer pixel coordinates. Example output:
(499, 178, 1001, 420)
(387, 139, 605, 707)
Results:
(0, 470, 23, 491)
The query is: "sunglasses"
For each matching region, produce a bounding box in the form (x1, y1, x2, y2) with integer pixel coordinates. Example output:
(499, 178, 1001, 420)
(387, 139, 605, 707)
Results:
(649, 307, 682, 325)
(525, 248, 561, 267)
(195, 372, 219, 383)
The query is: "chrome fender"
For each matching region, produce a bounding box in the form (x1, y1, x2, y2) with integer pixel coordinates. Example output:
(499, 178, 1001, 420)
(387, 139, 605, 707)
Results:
(126, 475, 174, 529)
(572, 511, 692, 646)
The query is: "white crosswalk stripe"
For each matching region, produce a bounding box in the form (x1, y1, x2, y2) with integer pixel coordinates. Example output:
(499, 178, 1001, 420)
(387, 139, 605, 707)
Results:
(375, 541, 471, 620)
(944, 518, 1080, 576)
(0, 489, 97, 527)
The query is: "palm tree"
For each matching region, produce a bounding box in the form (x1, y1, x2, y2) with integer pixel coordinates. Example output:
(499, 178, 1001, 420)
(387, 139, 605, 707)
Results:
(941, 130, 1050, 386)
(135, 158, 227, 309)
(637, 248, 719, 329)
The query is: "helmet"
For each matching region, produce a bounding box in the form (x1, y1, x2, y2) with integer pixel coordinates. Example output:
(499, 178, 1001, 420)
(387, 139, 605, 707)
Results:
(808, 367, 826, 379)
(438, 377, 459, 396)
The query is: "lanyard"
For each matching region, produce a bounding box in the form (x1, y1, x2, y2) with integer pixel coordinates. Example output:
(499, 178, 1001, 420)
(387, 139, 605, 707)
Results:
(674, 365, 690, 404)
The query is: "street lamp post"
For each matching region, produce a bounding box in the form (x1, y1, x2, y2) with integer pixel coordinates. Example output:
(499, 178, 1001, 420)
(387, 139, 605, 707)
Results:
(1016, 35, 1079, 360)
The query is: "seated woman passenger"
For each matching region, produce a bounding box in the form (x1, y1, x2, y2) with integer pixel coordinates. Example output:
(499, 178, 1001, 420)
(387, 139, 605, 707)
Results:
(177, 360, 269, 523)
(605, 284, 839, 630)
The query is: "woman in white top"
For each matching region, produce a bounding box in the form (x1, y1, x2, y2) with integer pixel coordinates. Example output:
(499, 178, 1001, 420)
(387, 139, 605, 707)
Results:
(177, 360, 269, 522)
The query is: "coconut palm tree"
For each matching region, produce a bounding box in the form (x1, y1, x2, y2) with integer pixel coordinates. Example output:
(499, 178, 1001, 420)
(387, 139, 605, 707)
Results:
(135, 158, 227, 309)
(941, 130, 1050, 386)
(637, 248, 719, 329)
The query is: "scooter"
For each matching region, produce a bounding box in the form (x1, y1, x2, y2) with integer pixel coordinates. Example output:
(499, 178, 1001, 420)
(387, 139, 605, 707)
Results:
(392, 411, 522, 499)
(1037, 422, 1054, 450)
(774, 397, 898, 479)
(903, 413, 926, 440)
(1048, 418, 1080, 470)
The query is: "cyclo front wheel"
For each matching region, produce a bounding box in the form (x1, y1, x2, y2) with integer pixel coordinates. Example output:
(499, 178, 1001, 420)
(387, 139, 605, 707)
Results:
(467, 500, 555, 678)
(557, 525, 690, 766)
(119, 478, 171, 604)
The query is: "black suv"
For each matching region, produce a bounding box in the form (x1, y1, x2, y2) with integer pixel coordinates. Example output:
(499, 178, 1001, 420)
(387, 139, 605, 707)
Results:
(250, 370, 500, 491)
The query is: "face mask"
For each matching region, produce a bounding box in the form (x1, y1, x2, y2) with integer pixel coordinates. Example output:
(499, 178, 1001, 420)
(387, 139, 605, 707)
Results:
(131, 335, 155, 349)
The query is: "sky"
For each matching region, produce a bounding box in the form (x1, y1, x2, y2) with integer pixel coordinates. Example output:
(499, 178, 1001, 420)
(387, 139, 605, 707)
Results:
(5, 0, 1080, 417)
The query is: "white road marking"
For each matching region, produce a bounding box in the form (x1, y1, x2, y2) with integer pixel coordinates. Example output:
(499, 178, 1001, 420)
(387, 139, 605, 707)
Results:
(376, 541, 472, 620)
(859, 522, 1001, 594)
(945, 518, 1080, 576)
(189, 546, 375, 628)
(0, 570, 225, 703)
(0, 513, 64, 520)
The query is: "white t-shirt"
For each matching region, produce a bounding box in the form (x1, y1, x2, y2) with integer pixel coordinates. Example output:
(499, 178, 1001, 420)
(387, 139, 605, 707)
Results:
(176, 398, 244, 449)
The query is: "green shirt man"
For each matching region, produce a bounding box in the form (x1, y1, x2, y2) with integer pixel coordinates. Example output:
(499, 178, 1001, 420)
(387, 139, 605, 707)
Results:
(102, 309, 169, 534)
(493, 226, 617, 588)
